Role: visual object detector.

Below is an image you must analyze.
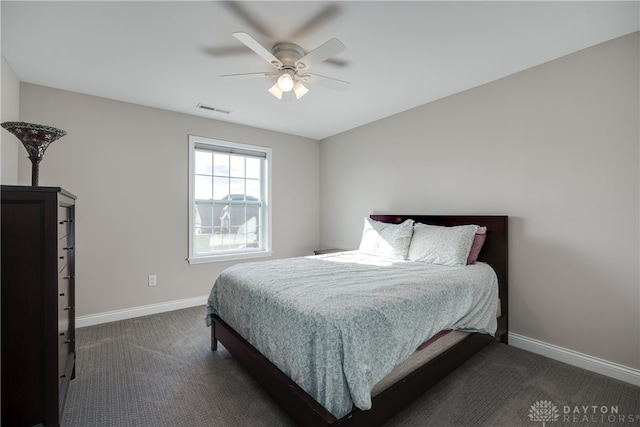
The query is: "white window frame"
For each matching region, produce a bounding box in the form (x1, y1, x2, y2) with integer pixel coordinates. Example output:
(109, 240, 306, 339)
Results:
(188, 135, 272, 264)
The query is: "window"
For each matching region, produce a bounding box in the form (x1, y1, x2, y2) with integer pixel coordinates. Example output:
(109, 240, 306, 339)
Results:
(188, 135, 271, 263)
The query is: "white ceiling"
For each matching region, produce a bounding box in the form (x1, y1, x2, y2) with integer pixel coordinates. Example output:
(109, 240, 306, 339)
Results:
(2, 1, 638, 140)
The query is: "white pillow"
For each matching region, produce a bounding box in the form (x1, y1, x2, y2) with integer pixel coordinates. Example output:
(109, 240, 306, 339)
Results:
(407, 224, 478, 266)
(358, 217, 414, 260)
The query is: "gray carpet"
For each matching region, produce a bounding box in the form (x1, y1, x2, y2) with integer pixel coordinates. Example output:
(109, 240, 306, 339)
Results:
(62, 306, 639, 427)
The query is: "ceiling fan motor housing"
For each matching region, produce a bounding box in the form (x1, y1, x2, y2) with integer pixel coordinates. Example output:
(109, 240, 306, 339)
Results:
(272, 43, 306, 69)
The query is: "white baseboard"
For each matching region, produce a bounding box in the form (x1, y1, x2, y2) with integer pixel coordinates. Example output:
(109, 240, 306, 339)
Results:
(75, 295, 209, 328)
(509, 332, 640, 387)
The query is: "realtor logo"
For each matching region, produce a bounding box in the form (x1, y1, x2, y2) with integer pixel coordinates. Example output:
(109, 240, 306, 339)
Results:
(529, 400, 640, 425)
(529, 400, 560, 426)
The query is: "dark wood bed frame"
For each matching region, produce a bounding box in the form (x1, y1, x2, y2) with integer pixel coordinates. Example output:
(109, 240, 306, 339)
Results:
(211, 215, 508, 427)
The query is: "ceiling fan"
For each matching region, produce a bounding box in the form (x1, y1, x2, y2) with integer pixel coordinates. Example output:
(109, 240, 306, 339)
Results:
(220, 32, 350, 100)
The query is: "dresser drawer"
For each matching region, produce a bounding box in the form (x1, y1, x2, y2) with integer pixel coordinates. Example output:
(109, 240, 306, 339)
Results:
(58, 324, 71, 352)
(58, 206, 72, 239)
(58, 350, 70, 390)
(58, 326, 73, 372)
(58, 238, 71, 272)
(58, 299, 71, 344)
(58, 234, 73, 255)
(58, 299, 72, 325)
(58, 286, 70, 313)
(58, 266, 71, 300)
(58, 219, 72, 239)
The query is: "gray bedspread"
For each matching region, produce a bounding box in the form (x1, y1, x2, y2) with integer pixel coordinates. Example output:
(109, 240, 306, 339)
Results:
(205, 251, 498, 418)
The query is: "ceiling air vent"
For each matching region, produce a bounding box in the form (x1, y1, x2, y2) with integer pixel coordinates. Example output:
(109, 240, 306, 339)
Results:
(197, 104, 231, 114)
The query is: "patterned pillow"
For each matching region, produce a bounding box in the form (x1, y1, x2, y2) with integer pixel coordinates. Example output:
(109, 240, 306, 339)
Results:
(358, 217, 414, 260)
(466, 226, 487, 265)
(408, 224, 478, 266)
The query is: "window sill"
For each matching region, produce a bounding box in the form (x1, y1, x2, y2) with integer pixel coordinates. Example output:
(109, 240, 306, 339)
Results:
(187, 250, 272, 264)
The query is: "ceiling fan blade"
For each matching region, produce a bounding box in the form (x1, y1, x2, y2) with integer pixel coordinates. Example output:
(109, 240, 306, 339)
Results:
(295, 38, 345, 71)
(325, 57, 349, 68)
(233, 32, 282, 68)
(289, 4, 340, 40)
(220, 72, 275, 80)
(222, 2, 274, 39)
(302, 73, 350, 91)
(201, 46, 250, 58)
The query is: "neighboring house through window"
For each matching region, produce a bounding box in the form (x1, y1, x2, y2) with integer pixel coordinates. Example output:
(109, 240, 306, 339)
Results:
(188, 135, 271, 263)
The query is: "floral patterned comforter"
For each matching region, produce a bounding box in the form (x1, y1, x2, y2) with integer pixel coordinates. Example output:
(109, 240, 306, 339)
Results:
(206, 251, 498, 418)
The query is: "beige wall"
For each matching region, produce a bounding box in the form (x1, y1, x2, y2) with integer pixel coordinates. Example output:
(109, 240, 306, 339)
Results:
(17, 85, 320, 317)
(320, 33, 639, 369)
(1, 55, 20, 184)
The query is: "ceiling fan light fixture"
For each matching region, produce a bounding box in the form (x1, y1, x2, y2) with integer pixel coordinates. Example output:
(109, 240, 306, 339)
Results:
(293, 81, 309, 99)
(268, 82, 284, 99)
(277, 71, 295, 92)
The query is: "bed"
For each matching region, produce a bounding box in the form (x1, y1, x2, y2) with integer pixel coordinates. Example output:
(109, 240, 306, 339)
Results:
(207, 214, 508, 427)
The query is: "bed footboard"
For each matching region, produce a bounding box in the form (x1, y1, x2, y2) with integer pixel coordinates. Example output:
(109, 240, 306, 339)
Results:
(211, 320, 218, 351)
(211, 313, 495, 427)
(212, 314, 338, 427)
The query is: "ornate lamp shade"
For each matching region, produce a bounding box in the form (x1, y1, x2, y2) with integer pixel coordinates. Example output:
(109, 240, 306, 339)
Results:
(1, 121, 67, 186)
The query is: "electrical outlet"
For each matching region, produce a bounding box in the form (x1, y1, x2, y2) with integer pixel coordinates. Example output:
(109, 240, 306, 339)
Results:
(148, 275, 157, 286)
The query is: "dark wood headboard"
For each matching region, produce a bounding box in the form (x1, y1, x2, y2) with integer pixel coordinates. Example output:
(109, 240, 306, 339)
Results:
(370, 214, 509, 340)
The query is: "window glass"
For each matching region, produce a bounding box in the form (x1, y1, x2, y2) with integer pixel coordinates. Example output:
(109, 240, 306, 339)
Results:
(189, 136, 271, 263)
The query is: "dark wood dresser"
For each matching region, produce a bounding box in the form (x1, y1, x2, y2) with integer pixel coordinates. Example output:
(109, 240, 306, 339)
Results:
(1, 185, 76, 427)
